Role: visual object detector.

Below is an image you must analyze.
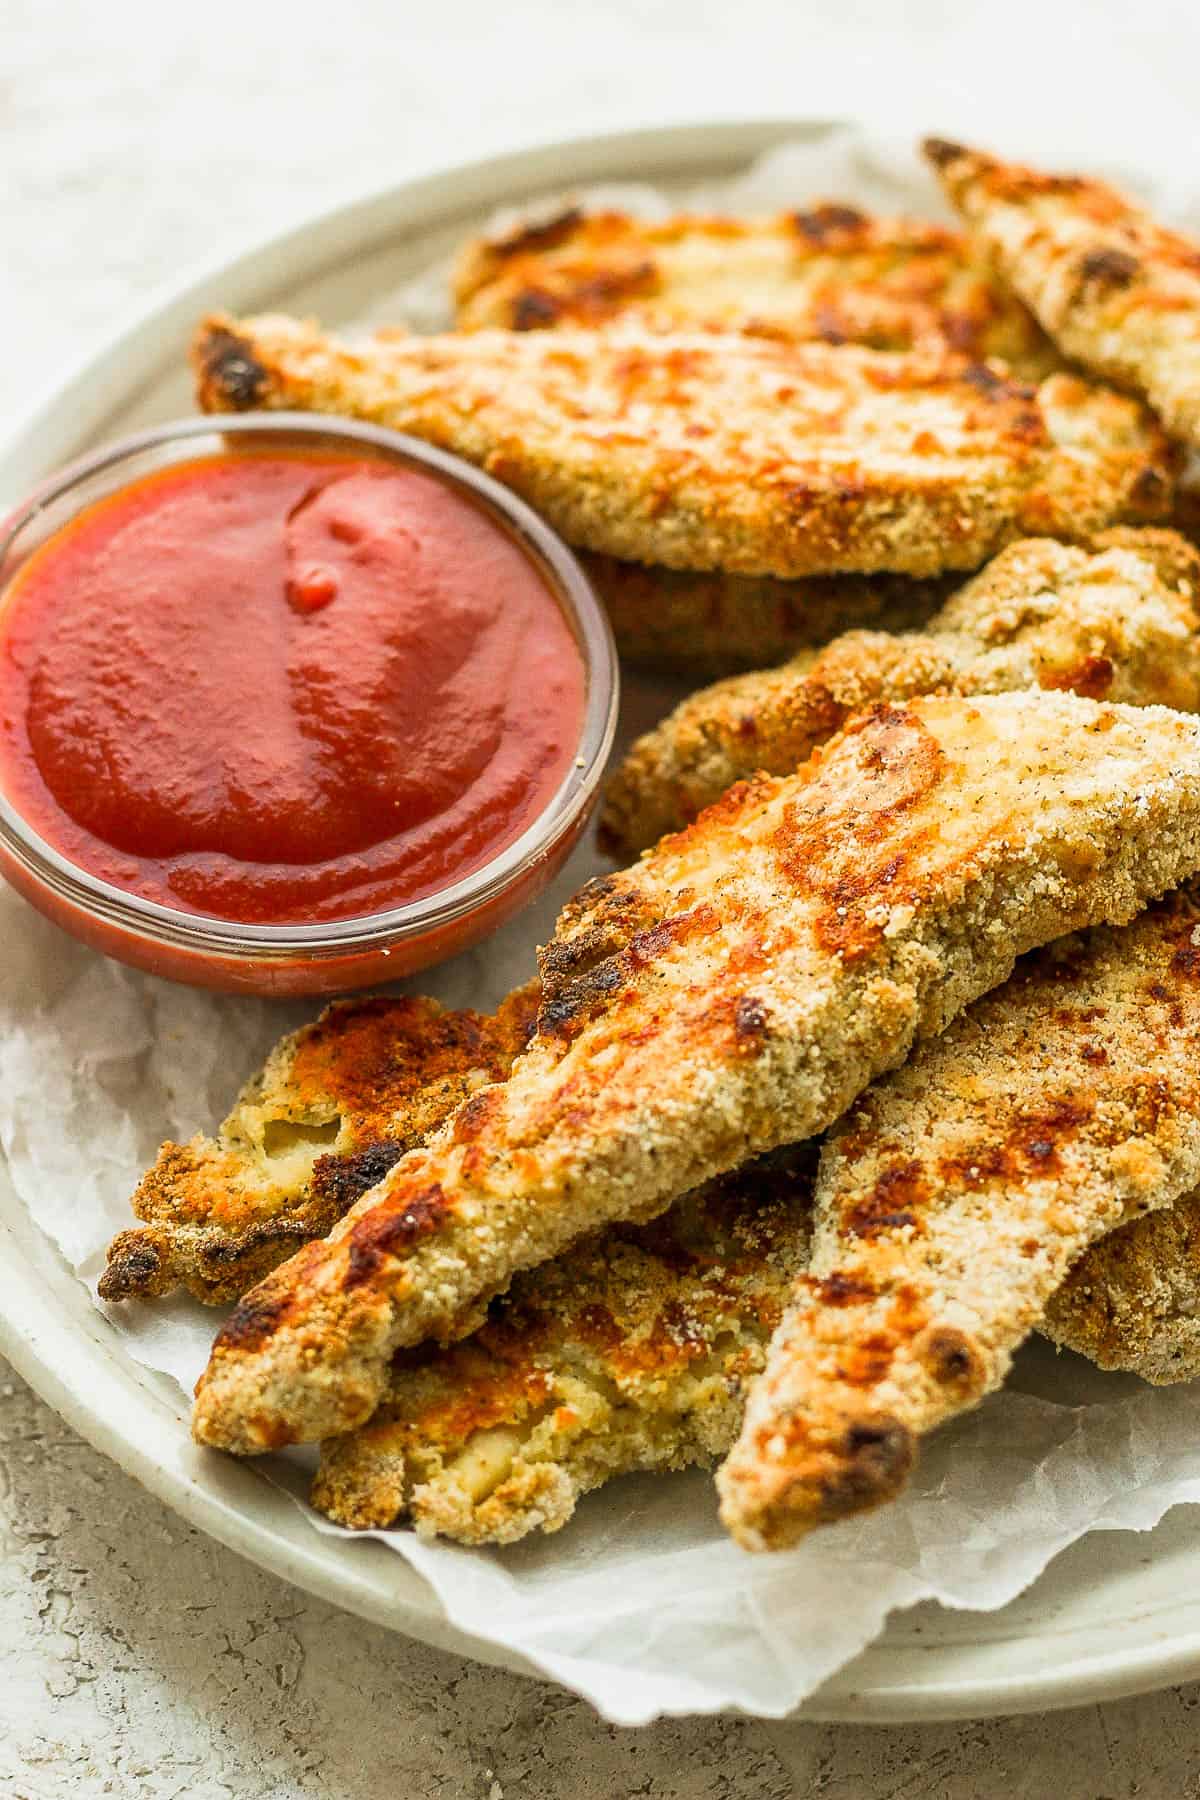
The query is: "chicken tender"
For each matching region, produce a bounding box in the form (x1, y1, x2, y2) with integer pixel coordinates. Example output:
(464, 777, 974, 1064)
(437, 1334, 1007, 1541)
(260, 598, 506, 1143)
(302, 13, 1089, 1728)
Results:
(718, 890, 1200, 1551)
(193, 313, 1173, 580)
(926, 137, 1200, 449)
(1043, 1190, 1200, 1383)
(601, 530, 1200, 855)
(583, 553, 947, 678)
(100, 984, 538, 1304)
(192, 691, 1200, 1457)
(454, 203, 1056, 376)
(312, 1149, 814, 1541)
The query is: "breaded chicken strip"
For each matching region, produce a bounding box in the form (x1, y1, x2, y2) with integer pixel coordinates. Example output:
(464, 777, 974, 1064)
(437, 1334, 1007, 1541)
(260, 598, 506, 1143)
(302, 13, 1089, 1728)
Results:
(583, 554, 948, 678)
(1042, 1191, 1200, 1383)
(718, 890, 1200, 1551)
(926, 138, 1200, 449)
(193, 691, 1200, 1456)
(602, 530, 1200, 855)
(453, 204, 1056, 376)
(193, 313, 1173, 580)
(312, 1148, 814, 1540)
(100, 985, 538, 1304)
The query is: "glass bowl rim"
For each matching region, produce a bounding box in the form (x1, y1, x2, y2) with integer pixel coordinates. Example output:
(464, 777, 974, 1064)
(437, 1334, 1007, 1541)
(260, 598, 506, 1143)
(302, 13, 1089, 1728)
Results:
(0, 411, 619, 961)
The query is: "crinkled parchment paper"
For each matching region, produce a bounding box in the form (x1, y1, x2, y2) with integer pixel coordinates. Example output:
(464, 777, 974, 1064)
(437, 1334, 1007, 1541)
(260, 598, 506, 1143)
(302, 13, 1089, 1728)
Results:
(5, 128, 1200, 1725)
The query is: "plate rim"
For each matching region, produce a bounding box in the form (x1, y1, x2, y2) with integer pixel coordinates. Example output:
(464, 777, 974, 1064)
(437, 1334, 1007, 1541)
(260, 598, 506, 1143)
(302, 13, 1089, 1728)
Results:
(5, 113, 1200, 1724)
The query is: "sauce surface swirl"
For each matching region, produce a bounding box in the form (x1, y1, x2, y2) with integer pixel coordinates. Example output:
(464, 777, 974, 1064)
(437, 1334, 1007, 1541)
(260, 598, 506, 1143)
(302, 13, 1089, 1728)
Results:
(0, 451, 587, 924)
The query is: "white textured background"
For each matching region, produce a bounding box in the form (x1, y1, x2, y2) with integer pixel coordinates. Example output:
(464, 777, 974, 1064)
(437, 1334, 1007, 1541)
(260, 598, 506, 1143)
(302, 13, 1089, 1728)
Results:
(7, 2, 1200, 1793)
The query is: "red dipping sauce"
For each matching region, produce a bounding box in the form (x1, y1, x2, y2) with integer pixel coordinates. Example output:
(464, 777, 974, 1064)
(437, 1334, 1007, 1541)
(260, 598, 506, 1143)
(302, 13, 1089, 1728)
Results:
(0, 451, 587, 928)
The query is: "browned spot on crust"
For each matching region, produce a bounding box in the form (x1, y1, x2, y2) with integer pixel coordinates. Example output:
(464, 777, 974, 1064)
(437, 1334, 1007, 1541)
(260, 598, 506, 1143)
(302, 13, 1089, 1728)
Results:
(452, 1088, 504, 1144)
(1013, 1097, 1095, 1170)
(538, 923, 613, 997)
(790, 203, 869, 245)
(540, 883, 655, 1000)
(836, 1332, 896, 1387)
(664, 773, 778, 848)
(540, 904, 720, 1040)
(937, 1096, 1096, 1189)
(1079, 246, 1141, 289)
(772, 706, 948, 961)
(923, 137, 968, 170)
(627, 906, 719, 969)
(97, 1232, 165, 1300)
(1131, 462, 1175, 515)
(345, 1183, 450, 1287)
(487, 205, 584, 261)
(1172, 939, 1200, 982)
(1041, 654, 1115, 700)
(311, 1140, 406, 1214)
(844, 1158, 929, 1238)
(200, 1217, 316, 1267)
(537, 959, 623, 1037)
(961, 361, 1034, 404)
(913, 1324, 986, 1393)
(215, 1288, 294, 1355)
(816, 1270, 877, 1307)
(734, 995, 769, 1043)
(199, 326, 269, 408)
(288, 995, 510, 1125)
(508, 257, 660, 329)
(555, 870, 625, 924)
(603, 1296, 716, 1379)
(813, 1415, 915, 1521)
(511, 288, 563, 329)
(935, 1141, 1011, 1188)
(406, 1349, 553, 1447)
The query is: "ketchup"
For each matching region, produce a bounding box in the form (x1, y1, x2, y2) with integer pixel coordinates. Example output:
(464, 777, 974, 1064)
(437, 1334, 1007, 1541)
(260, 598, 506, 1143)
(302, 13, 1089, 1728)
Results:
(0, 452, 587, 925)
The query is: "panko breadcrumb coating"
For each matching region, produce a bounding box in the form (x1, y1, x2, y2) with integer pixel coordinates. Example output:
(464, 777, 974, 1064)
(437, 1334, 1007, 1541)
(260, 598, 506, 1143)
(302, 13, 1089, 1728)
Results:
(601, 530, 1200, 856)
(718, 890, 1200, 1551)
(100, 985, 538, 1304)
(1044, 1189, 1200, 1383)
(453, 203, 1057, 376)
(192, 313, 1174, 580)
(192, 691, 1200, 1459)
(312, 1149, 814, 1541)
(927, 137, 1200, 449)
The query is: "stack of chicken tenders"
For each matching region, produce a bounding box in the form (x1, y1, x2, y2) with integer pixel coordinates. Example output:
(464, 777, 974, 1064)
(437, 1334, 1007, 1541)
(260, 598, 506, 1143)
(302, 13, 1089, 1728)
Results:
(101, 138, 1200, 1552)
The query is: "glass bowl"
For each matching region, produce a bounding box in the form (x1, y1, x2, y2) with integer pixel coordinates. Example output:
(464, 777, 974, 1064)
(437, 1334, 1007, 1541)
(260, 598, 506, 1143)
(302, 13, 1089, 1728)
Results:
(0, 414, 619, 997)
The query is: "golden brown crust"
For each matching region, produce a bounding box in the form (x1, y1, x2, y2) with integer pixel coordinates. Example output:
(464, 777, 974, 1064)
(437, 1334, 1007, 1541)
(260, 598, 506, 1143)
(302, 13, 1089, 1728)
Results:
(582, 552, 948, 678)
(717, 891, 1200, 1549)
(600, 531, 1200, 856)
(1043, 1188, 1200, 1382)
(453, 205, 1057, 376)
(926, 138, 1200, 448)
(311, 1148, 815, 1541)
(100, 984, 539, 1303)
(192, 313, 1174, 579)
(192, 691, 1200, 1456)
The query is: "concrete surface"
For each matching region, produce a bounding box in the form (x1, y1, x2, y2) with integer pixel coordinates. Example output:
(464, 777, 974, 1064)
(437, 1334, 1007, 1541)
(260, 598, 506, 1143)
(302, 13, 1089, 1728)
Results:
(7, 2, 1200, 1793)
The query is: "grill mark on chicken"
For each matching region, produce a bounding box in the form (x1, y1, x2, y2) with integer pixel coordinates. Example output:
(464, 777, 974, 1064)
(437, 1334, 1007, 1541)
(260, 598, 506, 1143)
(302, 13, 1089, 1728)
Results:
(191, 692, 1200, 1456)
(193, 312, 1174, 581)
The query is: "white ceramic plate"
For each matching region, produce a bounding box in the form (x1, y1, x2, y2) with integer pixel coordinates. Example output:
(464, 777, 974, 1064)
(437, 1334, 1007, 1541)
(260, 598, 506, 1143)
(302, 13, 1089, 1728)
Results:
(5, 119, 1200, 1723)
